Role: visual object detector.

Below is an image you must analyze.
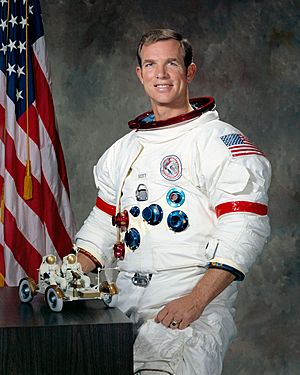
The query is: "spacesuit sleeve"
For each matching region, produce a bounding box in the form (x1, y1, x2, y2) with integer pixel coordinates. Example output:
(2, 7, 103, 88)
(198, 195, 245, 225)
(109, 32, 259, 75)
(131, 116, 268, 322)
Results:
(201, 131, 271, 280)
(75, 147, 118, 267)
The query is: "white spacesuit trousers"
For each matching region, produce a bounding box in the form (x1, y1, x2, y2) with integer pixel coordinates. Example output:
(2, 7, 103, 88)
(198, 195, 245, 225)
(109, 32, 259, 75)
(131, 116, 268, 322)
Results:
(110, 266, 238, 375)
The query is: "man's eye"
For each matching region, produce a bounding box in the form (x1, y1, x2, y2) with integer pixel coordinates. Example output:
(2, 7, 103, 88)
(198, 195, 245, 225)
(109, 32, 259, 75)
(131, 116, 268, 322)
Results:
(144, 63, 153, 68)
(169, 61, 178, 66)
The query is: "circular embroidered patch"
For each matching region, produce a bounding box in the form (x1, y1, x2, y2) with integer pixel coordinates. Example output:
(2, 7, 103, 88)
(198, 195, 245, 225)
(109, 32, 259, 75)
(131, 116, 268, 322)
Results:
(160, 155, 182, 181)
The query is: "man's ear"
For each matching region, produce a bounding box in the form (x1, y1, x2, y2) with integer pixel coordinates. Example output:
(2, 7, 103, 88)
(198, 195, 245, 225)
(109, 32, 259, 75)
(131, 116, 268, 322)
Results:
(186, 63, 197, 84)
(136, 66, 144, 84)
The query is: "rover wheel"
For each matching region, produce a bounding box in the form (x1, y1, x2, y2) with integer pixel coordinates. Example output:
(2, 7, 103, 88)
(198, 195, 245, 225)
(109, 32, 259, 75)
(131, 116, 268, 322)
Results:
(18, 278, 37, 303)
(102, 293, 113, 307)
(45, 286, 64, 312)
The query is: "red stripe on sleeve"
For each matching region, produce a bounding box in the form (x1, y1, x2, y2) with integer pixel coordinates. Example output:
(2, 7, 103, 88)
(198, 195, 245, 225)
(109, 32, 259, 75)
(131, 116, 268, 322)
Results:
(215, 201, 268, 218)
(96, 197, 116, 216)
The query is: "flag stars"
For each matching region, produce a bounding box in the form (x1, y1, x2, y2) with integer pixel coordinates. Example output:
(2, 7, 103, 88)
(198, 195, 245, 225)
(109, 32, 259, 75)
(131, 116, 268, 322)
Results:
(16, 89, 24, 101)
(7, 39, 17, 52)
(7, 63, 16, 76)
(0, 18, 7, 31)
(0, 0, 8, 7)
(18, 40, 26, 53)
(19, 16, 28, 29)
(29, 5, 34, 15)
(0, 43, 7, 55)
(17, 65, 25, 77)
(9, 15, 18, 28)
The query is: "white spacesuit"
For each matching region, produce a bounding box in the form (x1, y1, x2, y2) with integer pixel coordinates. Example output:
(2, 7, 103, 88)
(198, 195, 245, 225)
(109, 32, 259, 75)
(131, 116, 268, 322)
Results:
(75, 98, 271, 375)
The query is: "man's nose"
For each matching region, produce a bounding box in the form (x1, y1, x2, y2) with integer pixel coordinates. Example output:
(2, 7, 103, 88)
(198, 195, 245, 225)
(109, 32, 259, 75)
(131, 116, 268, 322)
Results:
(156, 65, 168, 79)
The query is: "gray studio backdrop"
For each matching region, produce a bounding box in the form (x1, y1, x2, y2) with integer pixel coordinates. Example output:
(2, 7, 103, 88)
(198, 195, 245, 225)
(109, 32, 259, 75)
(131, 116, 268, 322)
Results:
(41, 0, 299, 374)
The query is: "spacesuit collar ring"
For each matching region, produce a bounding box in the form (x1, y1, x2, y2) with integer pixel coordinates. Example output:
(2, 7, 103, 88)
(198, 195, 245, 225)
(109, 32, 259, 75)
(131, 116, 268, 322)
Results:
(128, 96, 215, 130)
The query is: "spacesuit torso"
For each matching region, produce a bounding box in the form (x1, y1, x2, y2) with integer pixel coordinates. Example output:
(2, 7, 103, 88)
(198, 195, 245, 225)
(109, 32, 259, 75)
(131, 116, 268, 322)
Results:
(76, 100, 270, 280)
(120, 112, 221, 274)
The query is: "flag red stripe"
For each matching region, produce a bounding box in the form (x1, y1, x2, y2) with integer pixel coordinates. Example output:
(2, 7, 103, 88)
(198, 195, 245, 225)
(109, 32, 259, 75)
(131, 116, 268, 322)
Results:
(230, 149, 264, 154)
(41, 173, 74, 258)
(32, 52, 70, 196)
(4, 208, 42, 282)
(5, 134, 73, 257)
(229, 145, 261, 151)
(16, 105, 40, 146)
(232, 152, 265, 157)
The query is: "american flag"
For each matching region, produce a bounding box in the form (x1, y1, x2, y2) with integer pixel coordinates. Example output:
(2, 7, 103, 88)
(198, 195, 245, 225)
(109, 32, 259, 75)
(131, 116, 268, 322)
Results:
(220, 133, 265, 158)
(0, 0, 76, 286)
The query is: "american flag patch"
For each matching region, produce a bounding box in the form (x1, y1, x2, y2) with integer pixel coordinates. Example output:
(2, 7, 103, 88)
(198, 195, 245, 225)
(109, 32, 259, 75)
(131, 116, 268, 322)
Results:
(220, 134, 265, 157)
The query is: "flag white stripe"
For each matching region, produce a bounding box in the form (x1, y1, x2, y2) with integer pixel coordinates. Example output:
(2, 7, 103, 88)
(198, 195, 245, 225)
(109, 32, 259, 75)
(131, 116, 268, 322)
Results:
(3, 92, 42, 183)
(0, 214, 3, 248)
(3, 248, 27, 287)
(4, 171, 46, 252)
(230, 147, 262, 154)
(0, 70, 5, 106)
(0, 138, 4, 179)
(32, 36, 52, 89)
(229, 146, 262, 152)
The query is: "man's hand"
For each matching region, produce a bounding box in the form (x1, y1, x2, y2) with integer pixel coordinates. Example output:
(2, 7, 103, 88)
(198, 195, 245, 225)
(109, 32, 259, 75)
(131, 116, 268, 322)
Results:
(155, 268, 236, 330)
(77, 250, 97, 273)
(155, 292, 205, 329)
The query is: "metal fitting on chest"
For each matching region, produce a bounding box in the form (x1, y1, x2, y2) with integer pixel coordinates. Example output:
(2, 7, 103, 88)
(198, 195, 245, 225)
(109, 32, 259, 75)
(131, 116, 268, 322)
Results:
(131, 273, 152, 287)
(142, 204, 163, 225)
(112, 210, 129, 231)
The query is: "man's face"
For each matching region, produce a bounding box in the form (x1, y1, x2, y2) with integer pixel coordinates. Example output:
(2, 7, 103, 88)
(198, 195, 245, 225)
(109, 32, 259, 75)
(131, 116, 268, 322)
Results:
(136, 39, 196, 109)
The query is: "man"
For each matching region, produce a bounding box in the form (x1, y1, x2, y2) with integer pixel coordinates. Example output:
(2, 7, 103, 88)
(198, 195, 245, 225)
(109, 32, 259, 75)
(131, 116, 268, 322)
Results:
(75, 29, 271, 374)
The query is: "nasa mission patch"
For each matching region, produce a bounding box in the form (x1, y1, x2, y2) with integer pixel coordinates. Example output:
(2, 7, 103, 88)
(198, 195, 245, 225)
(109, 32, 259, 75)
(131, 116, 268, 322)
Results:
(160, 155, 182, 181)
